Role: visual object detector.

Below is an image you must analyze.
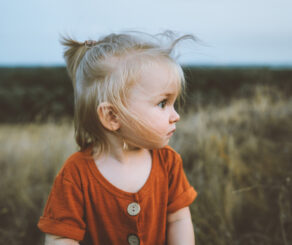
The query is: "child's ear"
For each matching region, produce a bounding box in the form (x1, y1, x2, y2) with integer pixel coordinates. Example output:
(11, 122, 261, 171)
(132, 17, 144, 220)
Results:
(97, 102, 121, 131)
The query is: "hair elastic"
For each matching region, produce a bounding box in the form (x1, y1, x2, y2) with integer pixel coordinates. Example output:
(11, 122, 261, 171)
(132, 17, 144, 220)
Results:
(84, 40, 97, 48)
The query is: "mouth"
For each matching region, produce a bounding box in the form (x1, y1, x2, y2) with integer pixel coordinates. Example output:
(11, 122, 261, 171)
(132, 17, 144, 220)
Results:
(167, 128, 176, 136)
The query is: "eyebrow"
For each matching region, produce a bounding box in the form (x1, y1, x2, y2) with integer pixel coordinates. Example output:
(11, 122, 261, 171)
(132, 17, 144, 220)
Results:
(151, 93, 178, 101)
(159, 92, 178, 97)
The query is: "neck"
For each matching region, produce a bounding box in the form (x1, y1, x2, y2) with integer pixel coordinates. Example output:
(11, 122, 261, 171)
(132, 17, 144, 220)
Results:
(93, 131, 145, 165)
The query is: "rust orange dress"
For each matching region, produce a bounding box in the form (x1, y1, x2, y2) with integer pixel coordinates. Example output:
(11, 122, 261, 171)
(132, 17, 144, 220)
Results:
(38, 146, 197, 245)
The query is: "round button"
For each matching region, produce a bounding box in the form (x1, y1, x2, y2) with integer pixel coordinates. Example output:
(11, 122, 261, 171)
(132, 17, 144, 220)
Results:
(128, 234, 140, 245)
(127, 202, 141, 216)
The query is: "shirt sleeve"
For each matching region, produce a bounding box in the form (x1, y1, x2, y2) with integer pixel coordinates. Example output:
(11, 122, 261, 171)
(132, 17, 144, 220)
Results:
(166, 148, 197, 214)
(37, 166, 86, 241)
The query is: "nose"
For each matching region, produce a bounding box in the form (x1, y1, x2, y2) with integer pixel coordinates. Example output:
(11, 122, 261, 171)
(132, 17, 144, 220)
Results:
(170, 107, 180, 123)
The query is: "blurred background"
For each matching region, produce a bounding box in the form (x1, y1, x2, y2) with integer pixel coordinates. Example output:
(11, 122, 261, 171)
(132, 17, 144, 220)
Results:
(0, 0, 291, 244)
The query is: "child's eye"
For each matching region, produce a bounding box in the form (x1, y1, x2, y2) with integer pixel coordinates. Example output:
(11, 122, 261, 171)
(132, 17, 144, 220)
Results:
(158, 99, 167, 108)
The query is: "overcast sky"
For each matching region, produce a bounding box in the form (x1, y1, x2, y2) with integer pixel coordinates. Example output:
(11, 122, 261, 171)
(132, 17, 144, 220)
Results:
(1, 0, 292, 66)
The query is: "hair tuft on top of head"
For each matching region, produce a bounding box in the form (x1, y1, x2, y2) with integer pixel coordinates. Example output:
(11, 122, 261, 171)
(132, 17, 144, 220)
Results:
(60, 36, 88, 86)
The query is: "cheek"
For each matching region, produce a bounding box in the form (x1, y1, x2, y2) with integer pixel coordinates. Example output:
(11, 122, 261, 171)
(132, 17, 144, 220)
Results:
(147, 111, 169, 130)
(128, 106, 168, 132)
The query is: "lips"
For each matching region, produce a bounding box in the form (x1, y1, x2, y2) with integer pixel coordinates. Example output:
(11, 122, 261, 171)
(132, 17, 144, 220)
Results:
(167, 128, 176, 136)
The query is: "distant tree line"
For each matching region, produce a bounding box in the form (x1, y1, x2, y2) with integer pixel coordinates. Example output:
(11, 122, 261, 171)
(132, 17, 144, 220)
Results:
(0, 66, 291, 123)
(0, 67, 73, 122)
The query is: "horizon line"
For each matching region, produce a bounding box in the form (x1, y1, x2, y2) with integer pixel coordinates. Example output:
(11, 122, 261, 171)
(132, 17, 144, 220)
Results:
(1, 62, 292, 68)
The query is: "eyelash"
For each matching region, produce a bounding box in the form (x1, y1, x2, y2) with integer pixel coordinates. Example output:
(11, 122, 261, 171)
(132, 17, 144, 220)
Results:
(158, 99, 167, 108)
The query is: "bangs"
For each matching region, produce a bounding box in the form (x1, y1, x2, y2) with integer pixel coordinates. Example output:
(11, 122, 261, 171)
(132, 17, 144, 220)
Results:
(121, 54, 185, 97)
(164, 59, 185, 97)
(160, 58, 186, 111)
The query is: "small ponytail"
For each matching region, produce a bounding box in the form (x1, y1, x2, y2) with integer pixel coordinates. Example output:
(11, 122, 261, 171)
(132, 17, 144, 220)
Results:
(60, 37, 88, 87)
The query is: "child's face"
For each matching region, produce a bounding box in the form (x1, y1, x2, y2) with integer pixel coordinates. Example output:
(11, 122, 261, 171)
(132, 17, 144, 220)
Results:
(121, 61, 180, 149)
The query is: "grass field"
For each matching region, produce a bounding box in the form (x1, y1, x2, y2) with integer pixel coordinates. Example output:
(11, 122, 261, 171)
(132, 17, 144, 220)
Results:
(0, 85, 291, 245)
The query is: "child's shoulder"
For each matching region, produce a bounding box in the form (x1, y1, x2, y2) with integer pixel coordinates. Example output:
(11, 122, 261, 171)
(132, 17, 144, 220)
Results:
(157, 145, 181, 158)
(159, 145, 177, 152)
(56, 149, 92, 181)
(156, 145, 183, 169)
(66, 149, 90, 163)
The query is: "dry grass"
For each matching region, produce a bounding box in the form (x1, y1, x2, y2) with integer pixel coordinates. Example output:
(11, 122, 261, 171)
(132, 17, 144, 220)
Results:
(0, 85, 291, 245)
(0, 121, 76, 245)
(171, 85, 292, 244)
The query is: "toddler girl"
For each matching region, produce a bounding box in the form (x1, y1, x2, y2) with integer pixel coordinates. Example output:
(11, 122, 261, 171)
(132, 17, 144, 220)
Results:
(38, 31, 197, 245)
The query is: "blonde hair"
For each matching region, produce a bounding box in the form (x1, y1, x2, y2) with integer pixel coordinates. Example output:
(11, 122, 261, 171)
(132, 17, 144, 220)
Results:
(61, 30, 195, 152)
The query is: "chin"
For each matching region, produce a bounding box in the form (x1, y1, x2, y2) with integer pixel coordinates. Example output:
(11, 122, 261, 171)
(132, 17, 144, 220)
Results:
(128, 136, 169, 150)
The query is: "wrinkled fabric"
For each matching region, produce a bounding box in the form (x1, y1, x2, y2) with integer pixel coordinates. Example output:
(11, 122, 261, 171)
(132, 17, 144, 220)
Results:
(38, 146, 197, 245)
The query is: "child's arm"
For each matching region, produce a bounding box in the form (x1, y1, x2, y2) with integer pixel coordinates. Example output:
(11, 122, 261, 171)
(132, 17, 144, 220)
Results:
(44, 234, 79, 245)
(167, 206, 195, 245)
